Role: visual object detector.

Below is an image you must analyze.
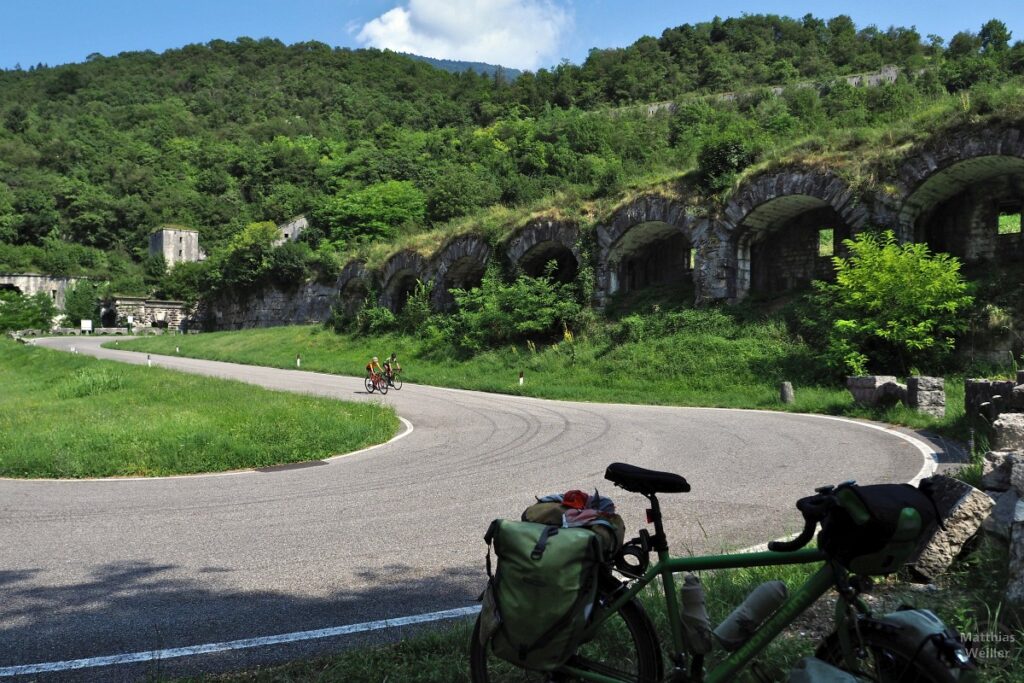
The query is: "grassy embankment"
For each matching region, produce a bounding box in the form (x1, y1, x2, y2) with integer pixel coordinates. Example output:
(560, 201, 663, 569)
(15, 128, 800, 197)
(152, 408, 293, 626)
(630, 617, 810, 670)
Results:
(117, 317, 968, 437)
(180, 536, 1019, 682)
(0, 340, 398, 478)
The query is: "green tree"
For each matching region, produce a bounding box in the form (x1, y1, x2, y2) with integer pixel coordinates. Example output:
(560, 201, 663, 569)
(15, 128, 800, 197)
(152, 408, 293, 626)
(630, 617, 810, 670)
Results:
(811, 231, 973, 376)
(0, 290, 58, 332)
(979, 19, 1011, 53)
(62, 281, 102, 327)
(447, 267, 584, 353)
(155, 261, 209, 305)
(318, 181, 426, 244)
(209, 221, 280, 292)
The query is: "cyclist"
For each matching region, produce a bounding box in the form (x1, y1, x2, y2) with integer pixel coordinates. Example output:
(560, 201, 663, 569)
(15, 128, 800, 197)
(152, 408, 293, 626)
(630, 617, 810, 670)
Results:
(366, 356, 383, 381)
(383, 352, 401, 380)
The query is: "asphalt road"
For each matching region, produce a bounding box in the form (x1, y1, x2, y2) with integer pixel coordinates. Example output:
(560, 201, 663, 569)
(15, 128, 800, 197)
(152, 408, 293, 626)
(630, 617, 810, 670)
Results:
(0, 337, 935, 680)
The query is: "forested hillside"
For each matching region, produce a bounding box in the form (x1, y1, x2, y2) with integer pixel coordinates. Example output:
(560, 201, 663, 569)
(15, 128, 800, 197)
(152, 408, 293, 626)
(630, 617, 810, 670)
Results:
(0, 14, 1022, 292)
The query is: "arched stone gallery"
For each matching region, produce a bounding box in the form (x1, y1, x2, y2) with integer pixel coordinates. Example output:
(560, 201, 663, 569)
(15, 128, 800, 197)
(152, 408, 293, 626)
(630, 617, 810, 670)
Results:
(209, 124, 1024, 329)
(896, 129, 1024, 266)
(594, 196, 701, 305)
(430, 235, 490, 311)
(721, 171, 868, 301)
(379, 250, 427, 313)
(336, 261, 373, 317)
(505, 220, 581, 283)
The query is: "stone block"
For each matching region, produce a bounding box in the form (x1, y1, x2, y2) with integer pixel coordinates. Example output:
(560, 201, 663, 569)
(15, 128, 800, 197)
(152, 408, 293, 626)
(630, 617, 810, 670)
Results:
(993, 414, 1024, 452)
(912, 476, 993, 581)
(780, 382, 795, 404)
(907, 376, 945, 418)
(982, 490, 1024, 540)
(908, 376, 943, 392)
(981, 451, 1023, 491)
(846, 376, 899, 405)
(1008, 520, 1024, 610)
(965, 379, 1017, 418)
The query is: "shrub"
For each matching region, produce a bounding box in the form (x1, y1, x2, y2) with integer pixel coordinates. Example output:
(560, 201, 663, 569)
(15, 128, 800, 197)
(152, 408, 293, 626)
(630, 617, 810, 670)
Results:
(356, 301, 397, 334)
(0, 290, 57, 331)
(448, 267, 584, 353)
(811, 231, 973, 376)
(697, 133, 757, 192)
(397, 280, 433, 335)
(268, 241, 312, 287)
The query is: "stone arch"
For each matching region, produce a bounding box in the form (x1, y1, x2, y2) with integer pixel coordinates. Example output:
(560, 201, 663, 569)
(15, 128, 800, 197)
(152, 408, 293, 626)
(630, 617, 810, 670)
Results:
(505, 220, 581, 283)
(379, 250, 428, 313)
(595, 195, 702, 304)
(429, 234, 491, 311)
(722, 170, 868, 300)
(336, 261, 373, 317)
(895, 127, 1024, 265)
(0, 283, 22, 295)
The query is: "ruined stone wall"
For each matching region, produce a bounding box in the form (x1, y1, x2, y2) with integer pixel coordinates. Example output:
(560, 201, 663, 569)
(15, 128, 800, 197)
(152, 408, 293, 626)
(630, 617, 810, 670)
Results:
(0, 273, 87, 310)
(110, 298, 189, 330)
(204, 282, 337, 330)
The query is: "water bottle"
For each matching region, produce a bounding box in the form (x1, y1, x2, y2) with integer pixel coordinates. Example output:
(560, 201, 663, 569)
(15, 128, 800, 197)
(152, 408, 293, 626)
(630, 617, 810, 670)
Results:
(679, 573, 713, 655)
(713, 580, 788, 651)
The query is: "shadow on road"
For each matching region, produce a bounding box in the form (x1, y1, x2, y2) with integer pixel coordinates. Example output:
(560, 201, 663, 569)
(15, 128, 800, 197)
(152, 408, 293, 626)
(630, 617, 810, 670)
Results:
(0, 558, 483, 681)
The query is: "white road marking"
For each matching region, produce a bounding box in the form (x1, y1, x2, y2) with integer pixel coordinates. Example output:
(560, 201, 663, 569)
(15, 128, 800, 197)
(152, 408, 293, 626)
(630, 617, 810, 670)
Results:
(0, 606, 481, 677)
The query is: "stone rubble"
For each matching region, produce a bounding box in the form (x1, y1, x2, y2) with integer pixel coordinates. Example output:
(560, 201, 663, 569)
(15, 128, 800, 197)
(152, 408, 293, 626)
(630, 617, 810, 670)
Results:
(992, 413, 1024, 452)
(845, 375, 944, 416)
(982, 490, 1024, 540)
(911, 476, 993, 582)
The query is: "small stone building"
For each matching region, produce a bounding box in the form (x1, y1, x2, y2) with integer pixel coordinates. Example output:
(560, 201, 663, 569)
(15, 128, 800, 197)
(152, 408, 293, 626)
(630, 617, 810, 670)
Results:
(273, 216, 308, 246)
(149, 227, 203, 267)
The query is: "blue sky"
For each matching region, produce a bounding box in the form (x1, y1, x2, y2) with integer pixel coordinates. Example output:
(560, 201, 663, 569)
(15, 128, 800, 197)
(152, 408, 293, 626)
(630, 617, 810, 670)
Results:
(1, 1, 1021, 71)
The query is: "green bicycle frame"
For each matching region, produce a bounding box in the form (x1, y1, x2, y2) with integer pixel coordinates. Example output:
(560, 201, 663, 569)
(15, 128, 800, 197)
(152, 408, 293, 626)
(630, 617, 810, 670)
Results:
(564, 547, 836, 683)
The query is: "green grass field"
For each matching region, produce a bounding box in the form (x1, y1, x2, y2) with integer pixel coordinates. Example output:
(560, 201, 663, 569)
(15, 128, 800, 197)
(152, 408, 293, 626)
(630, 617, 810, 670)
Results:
(0, 340, 398, 478)
(117, 322, 966, 438)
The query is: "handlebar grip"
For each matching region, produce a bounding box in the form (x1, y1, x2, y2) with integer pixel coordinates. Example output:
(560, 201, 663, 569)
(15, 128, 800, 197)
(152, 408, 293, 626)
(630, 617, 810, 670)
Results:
(768, 518, 817, 553)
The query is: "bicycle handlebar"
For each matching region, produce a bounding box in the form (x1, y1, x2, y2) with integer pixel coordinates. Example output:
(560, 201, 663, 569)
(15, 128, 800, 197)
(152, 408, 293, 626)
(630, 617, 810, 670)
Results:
(767, 492, 836, 553)
(767, 517, 817, 552)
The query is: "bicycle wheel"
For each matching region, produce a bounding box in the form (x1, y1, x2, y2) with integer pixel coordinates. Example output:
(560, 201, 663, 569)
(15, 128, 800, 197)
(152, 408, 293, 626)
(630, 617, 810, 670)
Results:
(469, 595, 662, 682)
(816, 621, 961, 683)
(364, 377, 375, 393)
(377, 379, 388, 395)
(391, 374, 403, 390)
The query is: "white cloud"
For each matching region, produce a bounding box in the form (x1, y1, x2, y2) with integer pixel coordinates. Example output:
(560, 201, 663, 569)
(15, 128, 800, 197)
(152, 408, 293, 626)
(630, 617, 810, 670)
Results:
(355, 0, 571, 71)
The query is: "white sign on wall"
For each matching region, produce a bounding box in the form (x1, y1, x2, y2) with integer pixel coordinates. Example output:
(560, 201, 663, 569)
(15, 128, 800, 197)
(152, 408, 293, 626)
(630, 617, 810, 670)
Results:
(127, 315, 134, 324)
(81, 319, 93, 332)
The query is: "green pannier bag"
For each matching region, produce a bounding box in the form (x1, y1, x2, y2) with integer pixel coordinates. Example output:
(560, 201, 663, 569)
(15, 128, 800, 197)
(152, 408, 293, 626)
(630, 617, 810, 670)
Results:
(479, 519, 602, 671)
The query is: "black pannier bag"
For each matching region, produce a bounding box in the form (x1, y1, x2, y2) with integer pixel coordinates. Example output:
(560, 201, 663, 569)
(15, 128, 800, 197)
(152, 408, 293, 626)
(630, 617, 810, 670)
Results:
(817, 482, 940, 575)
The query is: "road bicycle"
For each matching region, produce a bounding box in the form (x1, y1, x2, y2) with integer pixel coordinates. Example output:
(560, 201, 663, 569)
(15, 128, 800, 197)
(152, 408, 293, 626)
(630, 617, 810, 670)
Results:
(364, 372, 389, 395)
(470, 463, 976, 682)
(385, 367, 403, 390)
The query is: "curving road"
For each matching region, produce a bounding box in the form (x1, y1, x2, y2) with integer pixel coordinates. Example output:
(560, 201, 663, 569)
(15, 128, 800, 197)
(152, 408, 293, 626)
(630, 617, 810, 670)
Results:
(0, 337, 936, 680)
